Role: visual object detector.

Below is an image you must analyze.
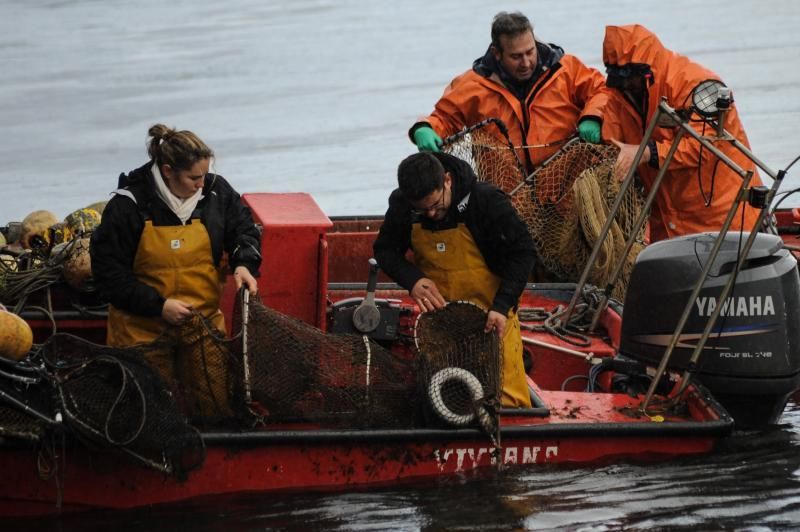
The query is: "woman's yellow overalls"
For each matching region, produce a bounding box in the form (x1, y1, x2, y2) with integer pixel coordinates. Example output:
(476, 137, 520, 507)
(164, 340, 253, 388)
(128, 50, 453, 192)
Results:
(107, 218, 231, 419)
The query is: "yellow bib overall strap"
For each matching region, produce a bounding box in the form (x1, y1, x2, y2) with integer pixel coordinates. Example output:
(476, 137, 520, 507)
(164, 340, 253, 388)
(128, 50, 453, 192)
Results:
(107, 219, 225, 346)
(411, 223, 531, 408)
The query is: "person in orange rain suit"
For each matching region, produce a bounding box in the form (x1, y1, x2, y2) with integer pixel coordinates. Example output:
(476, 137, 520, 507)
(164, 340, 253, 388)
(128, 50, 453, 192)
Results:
(409, 11, 609, 174)
(601, 24, 763, 242)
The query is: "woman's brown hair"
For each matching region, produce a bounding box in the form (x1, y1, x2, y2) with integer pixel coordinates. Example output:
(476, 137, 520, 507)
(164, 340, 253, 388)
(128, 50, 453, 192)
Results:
(147, 123, 214, 171)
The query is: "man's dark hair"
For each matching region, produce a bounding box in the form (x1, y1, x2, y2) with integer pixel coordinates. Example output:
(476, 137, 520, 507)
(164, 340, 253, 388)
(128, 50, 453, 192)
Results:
(397, 152, 445, 201)
(491, 11, 533, 52)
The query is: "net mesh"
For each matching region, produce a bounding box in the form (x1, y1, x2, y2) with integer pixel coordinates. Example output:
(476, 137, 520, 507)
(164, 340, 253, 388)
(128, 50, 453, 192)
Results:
(443, 123, 647, 299)
(414, 302, 500, 434)
(441, 120, 526, 197)
(0, 403, 48, 441)
(236, 297, 417, 428)
(44, 334, 206, 477)
(0, 357, 55, 441)
(0, 285, 525, 482)
(0, 333, 206, 477)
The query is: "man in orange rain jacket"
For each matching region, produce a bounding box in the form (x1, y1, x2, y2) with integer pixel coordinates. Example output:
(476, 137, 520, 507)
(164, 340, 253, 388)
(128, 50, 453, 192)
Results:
(409, 11, 609, 174)
(601, 24, 763, 242)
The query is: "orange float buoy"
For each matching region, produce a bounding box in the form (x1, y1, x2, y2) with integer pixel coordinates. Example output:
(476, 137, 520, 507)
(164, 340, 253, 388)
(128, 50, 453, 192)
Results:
(20, 210, 59, 250)
(63, 237, 92, 290)
(0, 305, 33, 361)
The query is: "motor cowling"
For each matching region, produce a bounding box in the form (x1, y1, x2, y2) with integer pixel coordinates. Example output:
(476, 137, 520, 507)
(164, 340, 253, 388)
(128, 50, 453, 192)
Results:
(620, 232, 800, 428)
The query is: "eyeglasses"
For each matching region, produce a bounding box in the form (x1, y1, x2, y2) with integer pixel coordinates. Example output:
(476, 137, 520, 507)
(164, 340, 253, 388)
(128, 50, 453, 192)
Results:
(411, 188, 447, 216)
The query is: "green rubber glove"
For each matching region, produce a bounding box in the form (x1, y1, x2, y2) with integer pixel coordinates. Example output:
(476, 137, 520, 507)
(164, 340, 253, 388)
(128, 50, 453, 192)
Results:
(577, 119, 602, 144)
(413, 126, 443, 152)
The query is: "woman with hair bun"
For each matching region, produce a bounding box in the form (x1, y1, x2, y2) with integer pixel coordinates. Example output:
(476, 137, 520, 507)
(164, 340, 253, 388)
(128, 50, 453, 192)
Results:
(90, 124, 261, 424)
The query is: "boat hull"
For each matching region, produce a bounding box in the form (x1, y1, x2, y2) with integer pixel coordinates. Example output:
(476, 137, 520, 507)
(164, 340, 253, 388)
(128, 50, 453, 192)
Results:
(1, 413, 729, 517)
(0, 382, 733, 516)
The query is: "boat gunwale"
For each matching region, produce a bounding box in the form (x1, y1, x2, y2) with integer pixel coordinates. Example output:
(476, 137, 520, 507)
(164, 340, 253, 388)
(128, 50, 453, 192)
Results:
(197, 417, 732, 446)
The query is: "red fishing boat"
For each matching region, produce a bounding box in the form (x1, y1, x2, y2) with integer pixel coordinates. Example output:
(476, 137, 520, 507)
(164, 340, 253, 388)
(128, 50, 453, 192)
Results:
(4, 191, 778, 518)
(2, 96, 799, 517)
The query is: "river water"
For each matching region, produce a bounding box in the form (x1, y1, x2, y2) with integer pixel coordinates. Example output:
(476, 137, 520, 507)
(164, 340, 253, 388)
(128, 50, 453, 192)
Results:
(3, 0, 800, 530)
(1, 0, 800, 222)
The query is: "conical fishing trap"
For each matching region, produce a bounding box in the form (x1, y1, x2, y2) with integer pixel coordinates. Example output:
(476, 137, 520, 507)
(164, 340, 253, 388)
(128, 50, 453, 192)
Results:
(414, 301, 501, 432)
(442, 121, 648, 299)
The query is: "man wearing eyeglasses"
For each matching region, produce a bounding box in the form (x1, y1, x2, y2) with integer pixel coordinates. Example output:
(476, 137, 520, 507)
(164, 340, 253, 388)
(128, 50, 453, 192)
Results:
(374, 151, 535, 408)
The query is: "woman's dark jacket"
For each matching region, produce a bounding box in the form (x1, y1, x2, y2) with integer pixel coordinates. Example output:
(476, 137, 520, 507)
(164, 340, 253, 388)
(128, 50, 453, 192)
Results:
(90, 162, 262, 317)
(373, 152, 535, 315)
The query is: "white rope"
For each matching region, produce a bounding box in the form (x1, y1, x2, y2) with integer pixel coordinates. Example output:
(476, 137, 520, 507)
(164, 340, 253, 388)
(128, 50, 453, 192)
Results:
(362, 335, 371, 404)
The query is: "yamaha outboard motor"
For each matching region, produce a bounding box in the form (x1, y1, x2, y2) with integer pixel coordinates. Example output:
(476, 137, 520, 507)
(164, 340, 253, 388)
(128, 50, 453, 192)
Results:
(620, 232, 800, 428)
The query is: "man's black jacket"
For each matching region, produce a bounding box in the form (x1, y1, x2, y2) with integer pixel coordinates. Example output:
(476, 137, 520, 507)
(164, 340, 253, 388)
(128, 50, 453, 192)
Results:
(373, 152, 535, 315)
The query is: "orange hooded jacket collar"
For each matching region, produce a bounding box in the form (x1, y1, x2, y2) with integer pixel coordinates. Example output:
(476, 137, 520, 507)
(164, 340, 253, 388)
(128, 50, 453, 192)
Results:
(603, 24, 719, 122)
(601, 24, 762, 241)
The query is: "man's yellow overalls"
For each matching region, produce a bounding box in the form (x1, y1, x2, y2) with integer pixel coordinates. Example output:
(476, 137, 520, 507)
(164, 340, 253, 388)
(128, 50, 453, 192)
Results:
(412, 223, 531, 407)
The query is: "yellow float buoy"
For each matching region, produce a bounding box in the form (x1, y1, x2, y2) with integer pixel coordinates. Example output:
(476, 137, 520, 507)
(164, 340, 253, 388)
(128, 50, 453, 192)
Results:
(84, 201, 108, 215)
(47, 222, 73, 249)
(64, 207, 101, 236)
(0, 306, 33, 361)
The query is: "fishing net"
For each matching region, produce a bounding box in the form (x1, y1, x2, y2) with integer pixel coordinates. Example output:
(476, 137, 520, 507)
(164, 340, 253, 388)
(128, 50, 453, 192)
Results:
(0, 350, 56, 442)
(0, 380, 52, 441)
(236, 296, 417, 428)
(0, 333, 206, 478)
(442, 118, 527, 196)
(42, 334, 206, 477)
(413, 302, 500, 439)
(526, 142, 647, 298)
(443, 122, 648, 299)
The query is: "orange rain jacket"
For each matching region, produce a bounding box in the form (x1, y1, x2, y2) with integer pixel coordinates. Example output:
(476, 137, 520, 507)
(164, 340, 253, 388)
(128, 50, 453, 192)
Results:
(412, 42, 609, 172)
(601, 25, 763, 242)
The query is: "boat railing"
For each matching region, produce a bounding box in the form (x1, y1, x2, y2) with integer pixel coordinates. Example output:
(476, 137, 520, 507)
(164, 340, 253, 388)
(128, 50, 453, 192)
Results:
(559, 93, 785, 414)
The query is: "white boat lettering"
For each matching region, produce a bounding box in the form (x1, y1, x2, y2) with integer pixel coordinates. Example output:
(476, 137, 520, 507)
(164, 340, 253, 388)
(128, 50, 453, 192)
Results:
(454, 447, 473, 471)
(504, 447, 518, 464)
(435, 445, 559, 471)
(522, 446, 540, 463)
(695, 295, 775, 317)
(475, 447, 491, 467)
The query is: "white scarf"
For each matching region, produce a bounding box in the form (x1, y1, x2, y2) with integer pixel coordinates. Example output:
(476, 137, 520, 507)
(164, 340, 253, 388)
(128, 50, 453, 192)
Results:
(152, 162, 204, 224)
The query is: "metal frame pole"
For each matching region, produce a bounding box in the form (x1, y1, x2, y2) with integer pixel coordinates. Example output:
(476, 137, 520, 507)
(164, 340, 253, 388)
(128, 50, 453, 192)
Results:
(668, 168, 786, 401)
(728, 136, 779, 180)
(638, 99, 771, 412)
(639, 167, 753, 413)
(561, 103, 664, 324)
(241, 289, 252, 403)
(588, 125, 686, 331)
(587, 100, 761, 331)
